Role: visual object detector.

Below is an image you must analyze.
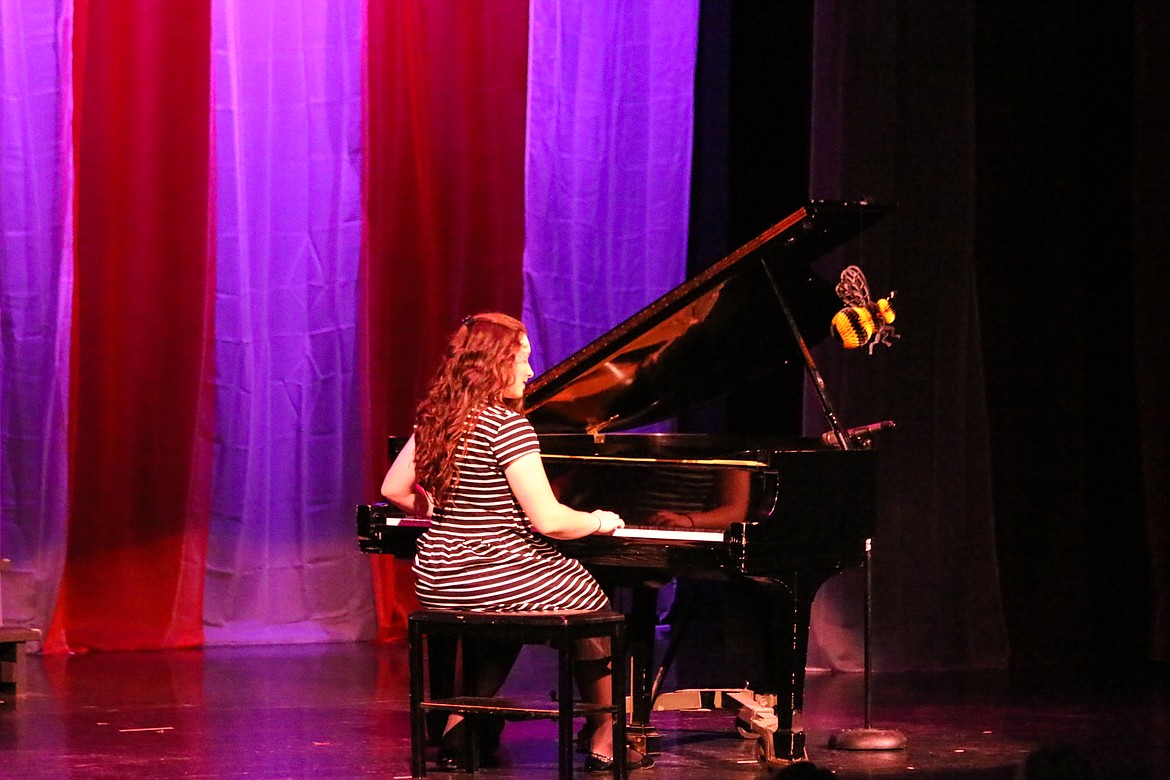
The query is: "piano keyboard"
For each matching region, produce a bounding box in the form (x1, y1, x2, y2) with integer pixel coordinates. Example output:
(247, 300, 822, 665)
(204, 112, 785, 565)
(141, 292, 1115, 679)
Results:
(376, 515, 725, 543)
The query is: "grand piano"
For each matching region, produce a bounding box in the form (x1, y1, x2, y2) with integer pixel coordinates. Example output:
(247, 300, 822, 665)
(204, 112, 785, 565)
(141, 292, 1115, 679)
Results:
(358, 199, 889, 766)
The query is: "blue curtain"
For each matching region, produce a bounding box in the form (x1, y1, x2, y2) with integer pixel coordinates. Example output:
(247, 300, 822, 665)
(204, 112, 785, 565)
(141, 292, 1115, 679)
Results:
(523, 0, 699, 375)
(0, 0, 73, 631)
(206, 0, 372, 644)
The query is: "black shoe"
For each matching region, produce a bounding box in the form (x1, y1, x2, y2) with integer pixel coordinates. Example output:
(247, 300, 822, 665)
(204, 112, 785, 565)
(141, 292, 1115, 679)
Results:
(435, 748, 467, 773)
(436, 719, 470, 772)
(435, 746, 502, 773)
(435, 717, 505, 772)
(584, 747, 654, 773)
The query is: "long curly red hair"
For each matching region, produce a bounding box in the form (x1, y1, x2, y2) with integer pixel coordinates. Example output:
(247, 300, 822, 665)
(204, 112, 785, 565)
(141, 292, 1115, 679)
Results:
(413, 313, 528, 505)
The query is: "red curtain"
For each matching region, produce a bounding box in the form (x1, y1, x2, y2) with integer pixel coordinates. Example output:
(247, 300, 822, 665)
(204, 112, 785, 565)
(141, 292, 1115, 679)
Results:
(362, 0, 530, 640)
(46, 0, 215, 652)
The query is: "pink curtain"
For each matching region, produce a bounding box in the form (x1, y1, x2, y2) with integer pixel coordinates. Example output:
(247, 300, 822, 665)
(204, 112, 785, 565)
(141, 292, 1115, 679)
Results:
(48, 0, 215, 651)
(363, 0, 530, 640)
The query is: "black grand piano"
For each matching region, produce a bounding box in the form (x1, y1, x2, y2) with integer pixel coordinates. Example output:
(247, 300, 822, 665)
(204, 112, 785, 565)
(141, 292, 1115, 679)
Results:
(358, 200, 888, 766)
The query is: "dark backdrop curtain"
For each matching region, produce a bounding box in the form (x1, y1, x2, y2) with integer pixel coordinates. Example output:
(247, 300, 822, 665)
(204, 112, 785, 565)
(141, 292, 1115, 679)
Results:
(972, 1, 1163, 667)
(807, 0, 1010, 672)
(808, 0, 1169, 668)
(1133, 1, 1170, 665)
(362, 0, 529, 640)
(684, 0, 1008, 675)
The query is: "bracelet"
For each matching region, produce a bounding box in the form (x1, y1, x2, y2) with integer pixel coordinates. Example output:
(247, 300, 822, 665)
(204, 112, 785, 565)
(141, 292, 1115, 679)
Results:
(683, 513, 695, 528)
(594, 512, 604, 534)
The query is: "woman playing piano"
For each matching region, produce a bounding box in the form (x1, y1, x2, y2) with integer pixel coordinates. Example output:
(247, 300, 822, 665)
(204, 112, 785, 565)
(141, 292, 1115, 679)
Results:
(381, 312, 653, 773)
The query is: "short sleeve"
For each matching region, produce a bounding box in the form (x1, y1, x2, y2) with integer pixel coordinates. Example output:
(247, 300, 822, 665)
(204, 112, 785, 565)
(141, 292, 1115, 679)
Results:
(492, 410, 540, 468)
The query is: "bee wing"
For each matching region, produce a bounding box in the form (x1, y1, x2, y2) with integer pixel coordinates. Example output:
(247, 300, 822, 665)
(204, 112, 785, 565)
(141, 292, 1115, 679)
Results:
(836, 265, 872, 306)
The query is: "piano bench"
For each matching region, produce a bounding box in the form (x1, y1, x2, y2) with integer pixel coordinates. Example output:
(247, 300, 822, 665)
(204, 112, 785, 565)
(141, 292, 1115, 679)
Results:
(407, 608, 628, 779)
(0, 626, 41, 704)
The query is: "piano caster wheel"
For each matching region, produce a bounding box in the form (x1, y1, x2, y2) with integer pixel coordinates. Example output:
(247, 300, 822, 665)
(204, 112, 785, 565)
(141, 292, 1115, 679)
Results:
(625, 730, 661, 756)
(756, 740, 801, 771)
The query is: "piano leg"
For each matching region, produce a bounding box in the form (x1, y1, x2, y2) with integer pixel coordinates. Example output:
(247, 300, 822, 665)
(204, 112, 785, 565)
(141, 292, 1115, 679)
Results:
(624, 585, 663, 755)
(757, 575, 820, 766)
(612, 574, 827, 765)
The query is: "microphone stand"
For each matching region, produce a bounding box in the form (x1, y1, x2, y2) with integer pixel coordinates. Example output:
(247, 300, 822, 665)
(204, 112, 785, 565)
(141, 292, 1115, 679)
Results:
(829, 537, 907, 751)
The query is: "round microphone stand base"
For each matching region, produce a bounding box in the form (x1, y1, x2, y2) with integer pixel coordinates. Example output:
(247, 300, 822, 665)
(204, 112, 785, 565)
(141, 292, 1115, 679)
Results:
(830, 537, 908, 754)
(828, 728, 908, 751)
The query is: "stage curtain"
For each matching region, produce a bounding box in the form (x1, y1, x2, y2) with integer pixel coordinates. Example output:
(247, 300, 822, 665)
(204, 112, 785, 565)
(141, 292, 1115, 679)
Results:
(1134, 1, 1170, 664)
(522, 0, 698, 376)
(203, 0, 372, 645)
(804, 0, 1009, 671)
(0, 0, 74, 632)
(362, 0, 530, 639)
(47, 0, 215, 651)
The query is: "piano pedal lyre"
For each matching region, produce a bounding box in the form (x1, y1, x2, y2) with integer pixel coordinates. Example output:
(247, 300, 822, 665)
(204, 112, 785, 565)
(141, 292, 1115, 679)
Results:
(725, 691, 811, 768)
(648, 687, 802, 765)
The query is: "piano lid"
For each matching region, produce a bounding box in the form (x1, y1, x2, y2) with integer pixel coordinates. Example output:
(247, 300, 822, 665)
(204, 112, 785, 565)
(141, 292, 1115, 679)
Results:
(524, 200, 888, 435)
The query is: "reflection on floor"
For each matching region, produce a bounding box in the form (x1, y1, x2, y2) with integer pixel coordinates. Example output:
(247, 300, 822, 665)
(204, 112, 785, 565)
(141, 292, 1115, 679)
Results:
(0, 639, 1166, 778)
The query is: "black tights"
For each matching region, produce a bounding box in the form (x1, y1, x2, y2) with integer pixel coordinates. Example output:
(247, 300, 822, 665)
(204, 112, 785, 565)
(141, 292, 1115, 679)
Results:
(436, 637, 522, 751)
(460, 637, 523, 698)
(433, 637, 617, 758)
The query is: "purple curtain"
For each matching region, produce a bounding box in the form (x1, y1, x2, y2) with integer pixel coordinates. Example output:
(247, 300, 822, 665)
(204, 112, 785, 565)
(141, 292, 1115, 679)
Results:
(0, 0, 73, 633)
(206, 0, 372, 644)
(522, 0, 699, 375)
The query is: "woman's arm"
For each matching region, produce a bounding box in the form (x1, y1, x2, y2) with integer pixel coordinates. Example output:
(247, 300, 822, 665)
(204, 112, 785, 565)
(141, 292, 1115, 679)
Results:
(380, 434, 433, 517)
(504, 452, 623, 539)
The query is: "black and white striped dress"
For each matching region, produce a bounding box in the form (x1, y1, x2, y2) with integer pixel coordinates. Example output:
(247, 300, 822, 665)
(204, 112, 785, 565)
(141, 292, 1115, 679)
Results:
(413, 405, 610, 612)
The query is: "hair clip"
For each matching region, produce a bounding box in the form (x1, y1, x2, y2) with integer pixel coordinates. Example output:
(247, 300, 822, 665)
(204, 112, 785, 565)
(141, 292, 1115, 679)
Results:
(458, 316, 477, 347)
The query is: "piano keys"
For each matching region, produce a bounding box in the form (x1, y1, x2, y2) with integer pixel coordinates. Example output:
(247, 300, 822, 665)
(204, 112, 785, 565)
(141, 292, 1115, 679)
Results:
(357, 199, 889, 767)
(361, 513, 724, 544)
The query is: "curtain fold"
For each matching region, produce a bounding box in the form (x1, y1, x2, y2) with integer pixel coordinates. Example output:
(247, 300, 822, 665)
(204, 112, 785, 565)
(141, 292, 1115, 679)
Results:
(205, 0, 371, 645)
(522, 0, 698, 376)
(48, 0, 214, 651)
(0, 0, 74, 633)
(363, 0, 530, 639)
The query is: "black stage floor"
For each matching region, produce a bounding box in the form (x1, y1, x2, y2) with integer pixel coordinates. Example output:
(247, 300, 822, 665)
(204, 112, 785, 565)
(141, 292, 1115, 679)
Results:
(1, 639, 1166, 779)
